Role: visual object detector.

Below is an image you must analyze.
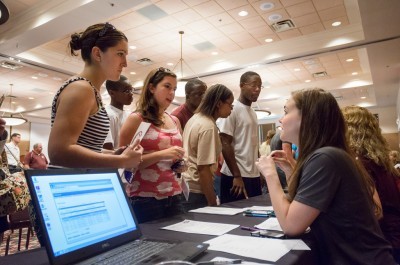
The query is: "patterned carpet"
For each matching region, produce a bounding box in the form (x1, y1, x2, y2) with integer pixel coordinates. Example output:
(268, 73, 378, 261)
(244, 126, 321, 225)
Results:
(0, 228, 41, 256)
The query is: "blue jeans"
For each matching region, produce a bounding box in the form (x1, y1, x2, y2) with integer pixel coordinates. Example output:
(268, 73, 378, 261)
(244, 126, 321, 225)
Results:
(130, 194, 184, 223)
(181, 193, 208, 213)
(220, 174, 262, 204)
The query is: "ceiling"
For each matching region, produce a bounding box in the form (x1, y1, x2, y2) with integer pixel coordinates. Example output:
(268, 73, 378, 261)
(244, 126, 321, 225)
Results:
(0, 0, 399, 132)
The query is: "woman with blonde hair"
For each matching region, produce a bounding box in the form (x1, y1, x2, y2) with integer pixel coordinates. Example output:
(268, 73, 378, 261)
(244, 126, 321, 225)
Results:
(343, 105, 400, 263)
(256, 88, 395, 264)
(259, 130, 275, 156)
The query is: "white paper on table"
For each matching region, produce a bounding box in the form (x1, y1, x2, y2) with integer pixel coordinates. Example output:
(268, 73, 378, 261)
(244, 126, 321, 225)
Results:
(211, 257, 271, 265)
(189, 206, 244, 215)
(161, 219, 239, 236)
(255, 217, 283, 231)
(205, 234, 309, 262)
(243, 206, 274, 211)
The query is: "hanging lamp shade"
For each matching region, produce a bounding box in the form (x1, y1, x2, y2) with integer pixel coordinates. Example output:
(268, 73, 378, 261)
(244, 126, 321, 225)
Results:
(1, 84, 27, 126)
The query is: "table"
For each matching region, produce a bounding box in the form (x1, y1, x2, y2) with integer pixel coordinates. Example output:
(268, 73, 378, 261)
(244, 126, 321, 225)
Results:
(0, 195, 318, 265)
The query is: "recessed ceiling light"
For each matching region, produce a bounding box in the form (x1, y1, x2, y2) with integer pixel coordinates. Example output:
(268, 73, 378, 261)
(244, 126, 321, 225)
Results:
(212, 51, 218, 55)
(332, 21, 341, 27)
(167, 63, 174, 66)
(11, 101, 16, 104)
(268, 14, 282, 21)
(352, 72, 358, 75)
(360, 96, 367, 99)
(238, 10, 248, 17)
(28, 97, 34, 100)
(49, 92, 54, 95)
(129, 45, 137, 50)
(130, 72, 136, 75)
(31, 76, 38, 79)
(38, 73, 48, 77)
(265, 38, 273, 43)
(260, 2, 275, 11)
(346, 58, 354, 62)
(35, 104, 42, 108)
(305, 80, 311, 83)
(294, 68, 300, 72)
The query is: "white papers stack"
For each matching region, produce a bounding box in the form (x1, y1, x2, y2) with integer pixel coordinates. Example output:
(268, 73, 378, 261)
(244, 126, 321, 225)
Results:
(243, 206, 274, 211)
(161, 219, 239, 236)
(189, 206, 244, 215)
(205, 234, 310, 262)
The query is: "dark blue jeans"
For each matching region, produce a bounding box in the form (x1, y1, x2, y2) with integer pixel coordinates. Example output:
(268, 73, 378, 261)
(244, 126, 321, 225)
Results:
(130, 194, 184, 224)
(220, 174, 262, 204)
(181, 193, 208, 213)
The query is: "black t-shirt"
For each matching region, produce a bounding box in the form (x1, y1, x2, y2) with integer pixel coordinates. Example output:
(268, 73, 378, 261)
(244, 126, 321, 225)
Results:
(295, 146, 395, 265)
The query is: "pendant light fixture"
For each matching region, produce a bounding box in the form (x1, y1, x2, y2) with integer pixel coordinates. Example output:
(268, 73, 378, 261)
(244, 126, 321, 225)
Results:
(1, 84, 27, 126)
(172, 31, 198, 97)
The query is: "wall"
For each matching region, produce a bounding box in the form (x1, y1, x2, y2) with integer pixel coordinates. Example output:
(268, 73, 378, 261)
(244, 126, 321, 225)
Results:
(383, 133, 399, 151)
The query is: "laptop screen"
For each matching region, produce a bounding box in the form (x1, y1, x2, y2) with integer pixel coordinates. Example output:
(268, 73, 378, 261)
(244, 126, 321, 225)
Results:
(27, 169, 138, 259)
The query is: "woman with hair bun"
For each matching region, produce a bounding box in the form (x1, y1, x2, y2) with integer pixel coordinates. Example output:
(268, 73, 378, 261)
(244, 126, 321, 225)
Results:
(48, 23, 143, 168)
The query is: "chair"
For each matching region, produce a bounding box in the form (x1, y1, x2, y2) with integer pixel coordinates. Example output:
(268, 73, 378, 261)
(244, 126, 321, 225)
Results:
(4, 208, 32, 255)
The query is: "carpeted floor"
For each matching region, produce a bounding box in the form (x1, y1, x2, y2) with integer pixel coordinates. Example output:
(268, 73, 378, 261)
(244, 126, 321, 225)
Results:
(0, 228, 40, 256)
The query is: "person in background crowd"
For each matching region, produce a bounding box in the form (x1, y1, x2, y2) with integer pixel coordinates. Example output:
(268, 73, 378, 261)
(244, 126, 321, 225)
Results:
(269, 130, 288, 189)
(0, 118, 9, 235)
(256, 88, 395, 265)
(24, 143, 48, 169)
(171, 79, 207, 130)
(259, 130, 275, 156)
(103, 75, 134, 151)
(48, 22, 143, 169)
(5, 133, 22, 173)
(119, 67, 186, 223)
(182, 84, 234, 211)
(218, 71, 262, 203)
(343, 105, 400, 263)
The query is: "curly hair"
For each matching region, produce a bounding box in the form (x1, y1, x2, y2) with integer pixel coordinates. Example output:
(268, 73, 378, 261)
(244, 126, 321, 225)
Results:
(342, 105, 397, 176)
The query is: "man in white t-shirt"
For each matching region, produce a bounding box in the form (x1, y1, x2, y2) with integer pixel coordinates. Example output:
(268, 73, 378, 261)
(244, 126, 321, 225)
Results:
(103, 75, 133, 150)
(218, 71, 263, 203)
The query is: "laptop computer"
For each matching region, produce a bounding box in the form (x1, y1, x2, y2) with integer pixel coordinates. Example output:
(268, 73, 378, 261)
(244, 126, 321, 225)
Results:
(25, 168, 208, 265)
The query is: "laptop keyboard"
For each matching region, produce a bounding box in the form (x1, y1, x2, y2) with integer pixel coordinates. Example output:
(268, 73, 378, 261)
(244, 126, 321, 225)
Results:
(78, 240, 175, 265)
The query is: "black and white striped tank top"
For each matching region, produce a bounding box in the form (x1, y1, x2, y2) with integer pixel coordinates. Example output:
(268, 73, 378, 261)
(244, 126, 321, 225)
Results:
(51, 77, 110, 153)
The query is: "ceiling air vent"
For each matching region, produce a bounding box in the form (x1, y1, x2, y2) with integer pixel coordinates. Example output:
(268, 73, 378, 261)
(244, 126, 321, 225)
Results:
(136, 58, 154, 66)
(312, 71, 328, 78)
(271, 19, 296, 33)
(0, 60, 23, 70)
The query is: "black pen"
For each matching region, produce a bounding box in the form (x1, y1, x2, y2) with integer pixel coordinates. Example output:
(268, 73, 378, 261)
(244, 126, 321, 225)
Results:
(240, 225, 260, 231)
(197, 259, 242, 265)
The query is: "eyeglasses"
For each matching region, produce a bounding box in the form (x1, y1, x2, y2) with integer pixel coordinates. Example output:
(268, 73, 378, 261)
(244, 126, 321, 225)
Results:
(243, 82, 264, 90)
(122, 88, 133, 94)
(98, 22, 116, 37)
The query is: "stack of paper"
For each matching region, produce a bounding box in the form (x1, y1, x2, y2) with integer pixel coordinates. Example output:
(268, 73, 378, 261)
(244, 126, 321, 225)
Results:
(161, 219, 239, 236)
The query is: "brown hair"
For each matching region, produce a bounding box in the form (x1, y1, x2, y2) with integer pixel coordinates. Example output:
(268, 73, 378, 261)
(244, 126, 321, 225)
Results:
(288, 89, 377, 212)
(136, 68, 177, 126)
(69, 23, 127, 64)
